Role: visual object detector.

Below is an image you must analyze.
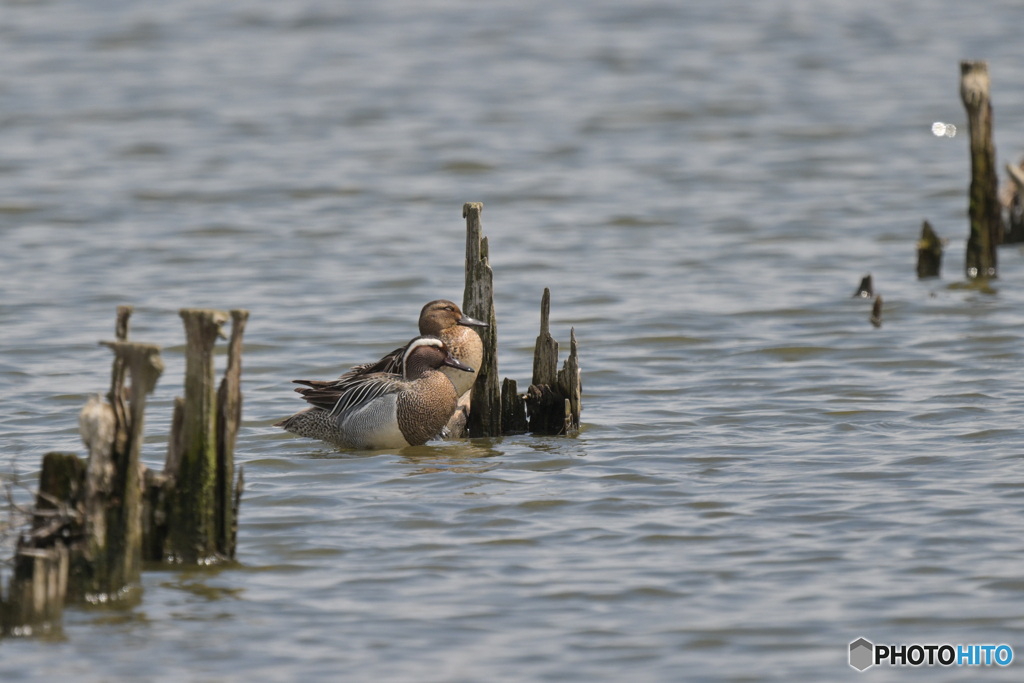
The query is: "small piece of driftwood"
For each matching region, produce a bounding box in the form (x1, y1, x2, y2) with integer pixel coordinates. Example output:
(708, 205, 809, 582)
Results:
(917, 220, 943, 278)
(961, 60, 1000, 279)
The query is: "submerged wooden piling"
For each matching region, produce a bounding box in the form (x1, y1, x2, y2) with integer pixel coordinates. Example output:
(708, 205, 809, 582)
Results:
(960, 60, 1000, 279)
(917, 220, 943, 278)
(462, 203, 501, 437)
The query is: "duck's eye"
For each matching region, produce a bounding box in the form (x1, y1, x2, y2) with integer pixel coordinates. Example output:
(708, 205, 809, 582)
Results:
(445, 306, 455, 312)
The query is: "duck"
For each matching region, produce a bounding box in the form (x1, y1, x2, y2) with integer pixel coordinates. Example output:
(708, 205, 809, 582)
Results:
(339, 299, 487, 398)
(276, 336, 474, 449)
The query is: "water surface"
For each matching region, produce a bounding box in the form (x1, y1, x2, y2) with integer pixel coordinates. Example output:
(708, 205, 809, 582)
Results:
(3, 1, 1024, 680)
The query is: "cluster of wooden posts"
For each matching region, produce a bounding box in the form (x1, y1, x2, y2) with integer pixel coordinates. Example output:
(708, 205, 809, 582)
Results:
(0, 307, 248, 636)
(0, 201, 581, 637)
(915, 60, 1024, 281)
(457, 202, 582, 439)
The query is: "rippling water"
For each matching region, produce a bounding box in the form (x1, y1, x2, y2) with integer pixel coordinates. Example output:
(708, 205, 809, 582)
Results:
(4, 1, 1024, 680)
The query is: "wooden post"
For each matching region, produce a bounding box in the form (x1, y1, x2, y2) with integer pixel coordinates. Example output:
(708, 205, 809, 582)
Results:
(93, 342, 163, 596)
(532, 288, 558, 387)
(2, 542, 68, 636)
(557, 328, 581, 433)
(917, 220, 943, 278)
(215, 310, 247, 558)
(165, 309, 228, 564)
(500, 378, 528, 435)
(462, 203, 501, 437)
(1006, 162, 1024, 244)
(1, 452, 81, 635)
(961, 60, 1000, 279)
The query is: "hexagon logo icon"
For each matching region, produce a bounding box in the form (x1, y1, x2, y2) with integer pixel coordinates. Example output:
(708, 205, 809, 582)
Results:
(850, 638, 874, 671)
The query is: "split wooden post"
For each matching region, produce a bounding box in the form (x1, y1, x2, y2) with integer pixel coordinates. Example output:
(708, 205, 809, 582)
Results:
(92, 342, 163, 595)
(917, 220, 943, 278)
(532, 288, 558, 387)
(557, 328, 581, 432)
(1006, 162, 1024, 244)
(462, 203, 501, 437)
(165, 309, 228, 563)
(960, 60, 1000, 279)
(2, 542, 68, 636)
(500, 378, 528, 435)
(524, 291, 582, 436)
(1, 452, 81, 634)
(216, 310, 248, 558)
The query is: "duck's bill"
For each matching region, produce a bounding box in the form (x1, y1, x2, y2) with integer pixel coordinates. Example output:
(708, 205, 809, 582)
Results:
(443, 356, 475, 373)
(457, 314, 488, 328)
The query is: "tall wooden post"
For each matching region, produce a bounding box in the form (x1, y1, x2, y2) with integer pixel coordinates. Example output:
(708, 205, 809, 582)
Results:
(216, 310, 247, 558)
(462, 203, 501, 437)
(94, 342, 163, 595)
(165, 309, 228, 563)
(960, 60, 1000, 279)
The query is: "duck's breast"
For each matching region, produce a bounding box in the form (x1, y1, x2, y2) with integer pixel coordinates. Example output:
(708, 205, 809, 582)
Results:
(339, 394, 410, 449)
(440, 326, 483, 396)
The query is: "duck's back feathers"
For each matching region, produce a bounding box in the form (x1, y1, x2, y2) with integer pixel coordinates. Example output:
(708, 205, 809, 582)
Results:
(293, 373, 405, 417)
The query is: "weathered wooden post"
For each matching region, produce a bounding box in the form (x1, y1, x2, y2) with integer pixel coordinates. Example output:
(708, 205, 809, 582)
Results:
(462, 203, 501, 437)
(523, 290, 581, 436)
(960, 60, 1000, 279)
(165, 309, 228, 564)
(2, 541, 68, 636)
(1006, 162, 1024, 244)
(917, 220, 943, 278)
(91, 341, 164, 595)
(500, 378, 528, 435)
(557, 328, 581, 432)
(216, 310, 247, 558)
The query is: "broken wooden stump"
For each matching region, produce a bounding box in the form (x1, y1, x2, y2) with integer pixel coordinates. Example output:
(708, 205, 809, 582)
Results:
(500, 378, 528, 435)
(917, 220, 943, 278)
(961, 60, 1000, 279)
(463, 203, 501, 437)
(1005, 161, 1024, 244)
(1, 541, 68, 637)
(521, 290, 581, 436)
(87, 341, 164, 597)
(216, 310, 247, 559)
(164, 308, 246, 564)
(453, 205, 582, 440)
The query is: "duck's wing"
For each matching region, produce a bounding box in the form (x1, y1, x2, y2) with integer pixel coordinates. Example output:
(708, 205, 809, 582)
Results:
(293, 372, 405, 418)
(336, 344, 406, 382)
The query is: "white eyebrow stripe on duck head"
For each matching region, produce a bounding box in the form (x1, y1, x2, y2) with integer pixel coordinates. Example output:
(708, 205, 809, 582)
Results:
(401, 336, 444, 377)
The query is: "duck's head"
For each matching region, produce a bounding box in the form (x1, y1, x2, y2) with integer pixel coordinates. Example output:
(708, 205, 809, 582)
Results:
(402, 336, 475, 379)
(418, 300, 488, 336)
